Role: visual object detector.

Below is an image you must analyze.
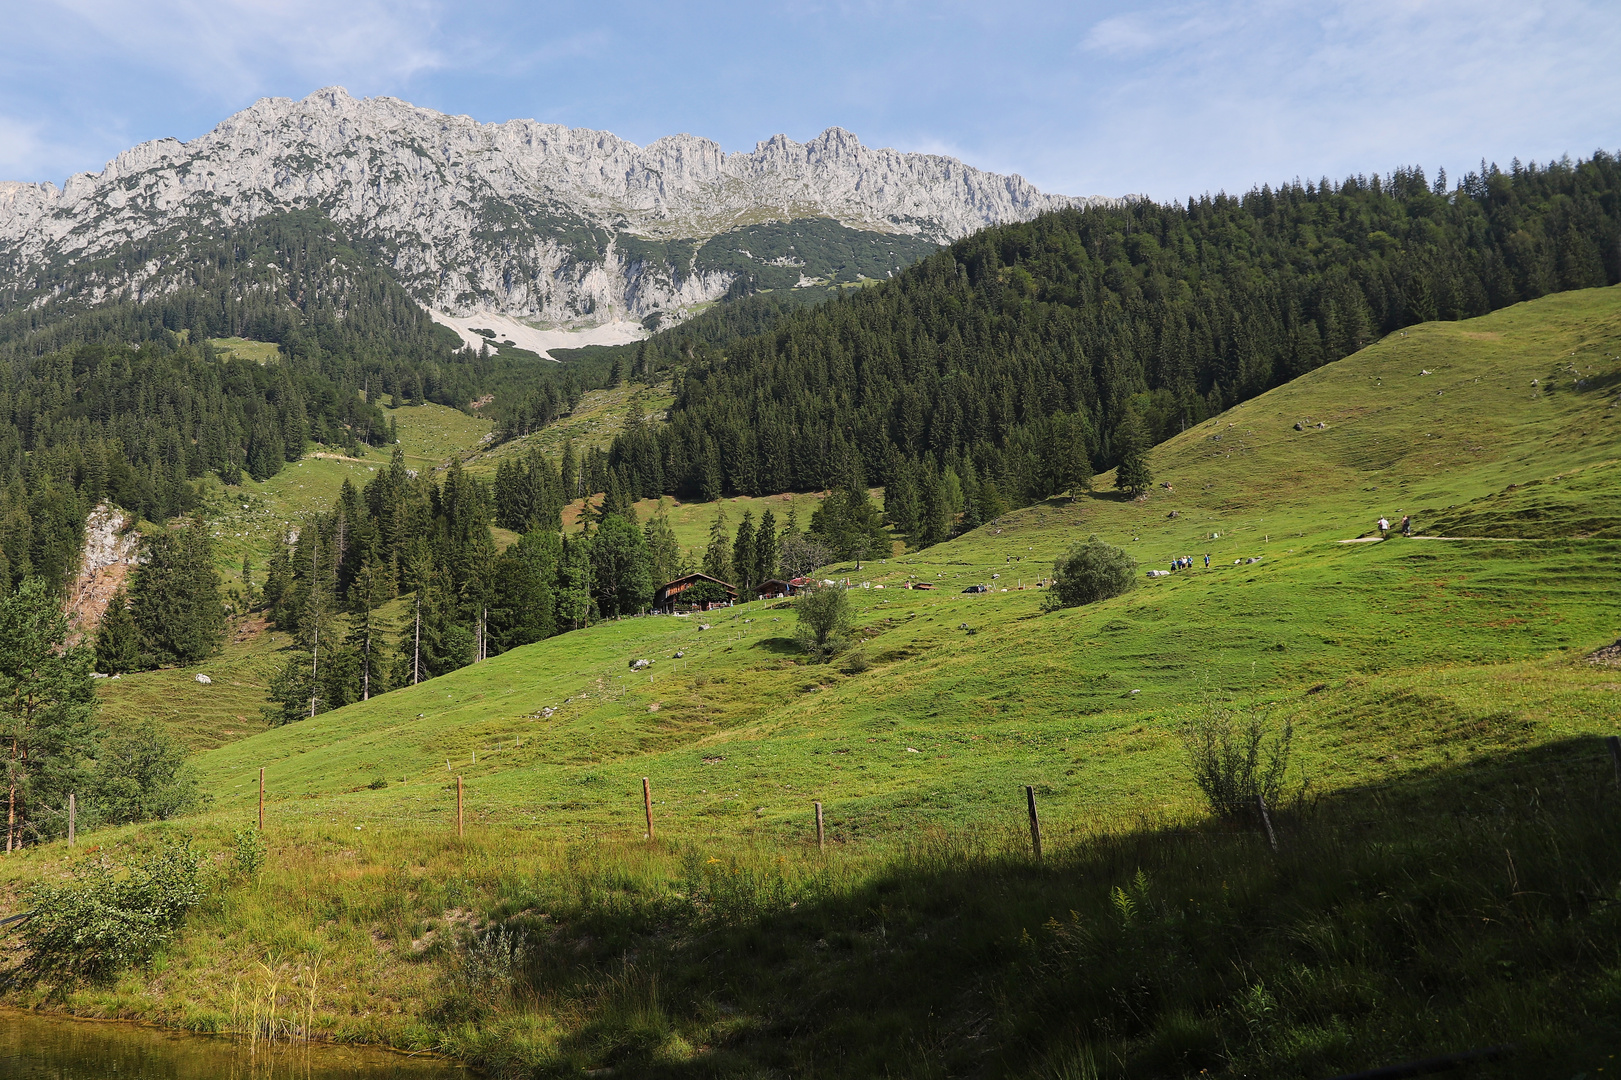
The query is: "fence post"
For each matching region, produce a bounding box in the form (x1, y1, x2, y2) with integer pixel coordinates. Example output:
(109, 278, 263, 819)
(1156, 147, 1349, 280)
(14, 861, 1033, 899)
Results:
(258, 768, 264, 831)
(643, 777, 654, 840)
(1607, 736, 1621, 789)
(1025, 786, 1043, 863)
(457, 776, 464, 838)
(68, 793, 75, 847)
(814, 801, 824, 851)
(1256, 792, 1278, 852)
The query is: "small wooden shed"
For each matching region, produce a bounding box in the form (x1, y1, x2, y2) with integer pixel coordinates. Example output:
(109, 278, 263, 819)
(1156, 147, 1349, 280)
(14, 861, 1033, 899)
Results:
(757, 578, 794, 600)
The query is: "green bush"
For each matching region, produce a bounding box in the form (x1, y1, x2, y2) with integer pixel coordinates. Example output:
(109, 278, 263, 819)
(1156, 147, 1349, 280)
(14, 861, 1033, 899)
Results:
(1043, 535, 1137, 610)
(793, 585, 853, 663)
(683, 580, 731, 607)
(88, 720, 204, 827)
(1177, 699, 1295, 818)
(17, 835, 208, 985)
(232, 826, 266, 878)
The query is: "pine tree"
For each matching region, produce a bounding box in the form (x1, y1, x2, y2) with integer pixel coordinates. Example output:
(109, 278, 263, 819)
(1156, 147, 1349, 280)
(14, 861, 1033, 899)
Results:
(130, 515, 224, 666)
(643, 500, 682, 587)
(94, 589, 141, 675)
(732, 511, 757, 596)
(0, 577, 98, 847)
(702, 508, 733, 583)
(754, 509, 778, 584)
(488, 529, 559, 650)
(560, 439, 579, 502)
(592, 515, 652, 618)
(1114, 411, 1154, 497)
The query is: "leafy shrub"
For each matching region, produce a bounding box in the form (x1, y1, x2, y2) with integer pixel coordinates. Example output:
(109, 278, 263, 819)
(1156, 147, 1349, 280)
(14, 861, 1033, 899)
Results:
(683, 580, 732, 607)
(88, 720, 204, 827)
(1177, 699, 1294, 818)
(839, 649, 871, 675)
(368, 776, 389, 789)
(1044, 535, 1137, 610)
(793, 585, 853, 663)
(463, 925, 529, 996)
(232, 826, 266, 878)
(17, 835, 208, 985)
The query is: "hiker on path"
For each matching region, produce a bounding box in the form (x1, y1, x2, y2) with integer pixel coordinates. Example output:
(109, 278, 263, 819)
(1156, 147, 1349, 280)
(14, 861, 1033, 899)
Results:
(1203, 553, 1210, 568)
(1400, 514, 1412, 537)
(1378, 517, 1390, 538)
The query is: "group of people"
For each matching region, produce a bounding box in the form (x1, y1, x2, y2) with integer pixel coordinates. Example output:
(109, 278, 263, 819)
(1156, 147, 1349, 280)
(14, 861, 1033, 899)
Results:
(1169, 554, 1211, 571)
(1376, 515, 1414, 538)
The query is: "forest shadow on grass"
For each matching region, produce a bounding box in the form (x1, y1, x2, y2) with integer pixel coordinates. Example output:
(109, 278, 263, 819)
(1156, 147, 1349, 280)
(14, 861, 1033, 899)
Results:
(438, 737, 1621, 1079)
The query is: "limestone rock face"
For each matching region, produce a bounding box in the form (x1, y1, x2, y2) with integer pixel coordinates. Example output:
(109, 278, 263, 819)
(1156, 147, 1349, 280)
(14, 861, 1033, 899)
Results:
(0, 88, 1110, 327)
(65, 503, 139, 643)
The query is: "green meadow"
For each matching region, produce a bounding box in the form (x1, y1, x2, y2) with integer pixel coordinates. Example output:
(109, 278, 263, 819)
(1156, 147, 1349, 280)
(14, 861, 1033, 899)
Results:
(9, 288, 1621, 1077)
(466, 381, 677, 475)
(193, 401, 490, 574)
(205, 336, 284, 364)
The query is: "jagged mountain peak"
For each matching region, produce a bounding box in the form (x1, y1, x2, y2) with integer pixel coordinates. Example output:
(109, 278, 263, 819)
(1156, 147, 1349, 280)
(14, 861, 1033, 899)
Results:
(0, 89, 1111, 332)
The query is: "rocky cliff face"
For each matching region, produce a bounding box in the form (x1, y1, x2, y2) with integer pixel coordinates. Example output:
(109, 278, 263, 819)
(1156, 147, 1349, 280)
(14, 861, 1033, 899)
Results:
(65, 504, 139, 645)
(0, 88, 1108, 328)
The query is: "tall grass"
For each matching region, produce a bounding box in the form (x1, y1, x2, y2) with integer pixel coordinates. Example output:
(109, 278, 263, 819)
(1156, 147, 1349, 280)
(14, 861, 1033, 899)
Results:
(3, 738, 1619, 1076)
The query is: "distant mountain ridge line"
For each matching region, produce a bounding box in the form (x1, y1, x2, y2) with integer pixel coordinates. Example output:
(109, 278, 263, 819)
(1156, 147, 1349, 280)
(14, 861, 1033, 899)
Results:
(0, 88, 1113, 328)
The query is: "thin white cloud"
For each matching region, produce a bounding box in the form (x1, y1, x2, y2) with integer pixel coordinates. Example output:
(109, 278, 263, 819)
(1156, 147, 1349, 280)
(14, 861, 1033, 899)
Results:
(1081, 15, 1162, 55)
(48, 0, 449, 98)
(0, 111, 122, 182)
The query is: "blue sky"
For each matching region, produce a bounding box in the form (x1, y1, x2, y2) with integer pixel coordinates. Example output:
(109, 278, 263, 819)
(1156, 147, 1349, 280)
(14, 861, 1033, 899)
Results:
(3, 0, 1618, 201)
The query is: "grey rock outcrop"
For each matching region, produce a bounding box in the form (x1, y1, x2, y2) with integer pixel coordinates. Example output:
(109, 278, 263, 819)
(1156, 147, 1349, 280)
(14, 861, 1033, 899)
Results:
(0, 88, 1109, 328)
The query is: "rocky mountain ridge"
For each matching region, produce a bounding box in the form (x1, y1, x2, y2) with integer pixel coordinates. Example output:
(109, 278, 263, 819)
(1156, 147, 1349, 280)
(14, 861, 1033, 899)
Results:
(0, 88, 1109, 329)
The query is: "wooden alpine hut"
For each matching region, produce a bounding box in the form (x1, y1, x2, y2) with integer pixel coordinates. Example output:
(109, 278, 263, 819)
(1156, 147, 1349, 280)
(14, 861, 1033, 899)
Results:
(653, 572, 737, 612)
(756, 578, 794, 600)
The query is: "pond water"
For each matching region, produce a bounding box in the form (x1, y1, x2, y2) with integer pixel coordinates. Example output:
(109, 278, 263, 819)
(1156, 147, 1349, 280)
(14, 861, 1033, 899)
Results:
(0, 1008, 468, 1079)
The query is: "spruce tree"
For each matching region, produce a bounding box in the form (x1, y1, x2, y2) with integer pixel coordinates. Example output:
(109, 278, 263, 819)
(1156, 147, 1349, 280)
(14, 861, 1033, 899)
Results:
(600, 468, 638, 523)
(702, 508, 734, 583)
(94, 589, 141, 675)
(732, 511, 757, 596)
(130, 515, 224, 666)
(493, 457, 527, 530)
(489, 529, 560, 650)
(754, 509, 778, 584)
(558, 532, 595, 630)
(346, 553, 389, 701)
(811, 485, 888, 562)
(560, 439, 579, 502)
(1113, 411, 1154, 497)
(0, 577, 98, 847)
(591, 515, 653, 618)
(643, 501, 682, 587)
(882, 462, 921, 547)
(918, 465, 954, 548)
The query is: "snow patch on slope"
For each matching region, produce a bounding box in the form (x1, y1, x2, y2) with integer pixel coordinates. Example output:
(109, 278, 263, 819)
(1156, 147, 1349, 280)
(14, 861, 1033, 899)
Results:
(430, 311, 647, 360)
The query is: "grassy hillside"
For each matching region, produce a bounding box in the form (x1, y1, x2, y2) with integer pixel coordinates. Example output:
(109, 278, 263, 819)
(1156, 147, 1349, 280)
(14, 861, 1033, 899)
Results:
(8, 288, 1621, 1077)
(465, 380, 675, 474)
(564, 490, 868, 553)
(96, 402, 490, 738)
(199, 401, 491, 577)
(205, 336, 283, 364)
(181, 282, 1621, 835)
